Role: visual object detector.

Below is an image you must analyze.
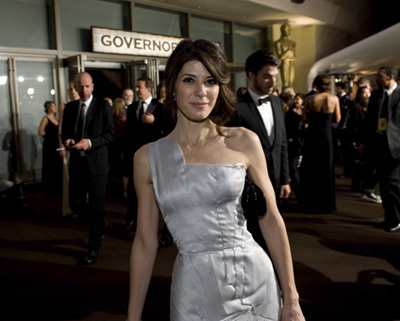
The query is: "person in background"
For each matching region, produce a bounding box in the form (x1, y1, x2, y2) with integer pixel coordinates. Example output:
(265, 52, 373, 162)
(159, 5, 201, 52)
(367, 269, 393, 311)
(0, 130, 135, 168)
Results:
(285, 93, 306, 198)
(122, 88, 134, 108)
(298, 74, 341, 213)
(282, 85, 296, 98)
(61, 72, 114, 265)
(38, 101, 63, 192)
(127, 38, 304, 321)
(228, 48, 290, 252)
(272, 87, 280, 96)
(280, 91, 294, 115)
(236, 86, 248, 100)
(230, 49, 290, 200)
(122, 77, 166, 233)
(110, 97, 128, 198)
(356, 76, 372, 93)
(156, 80, 167, 104)
(335, 81, 357, 179)
(104, 97, 113, 107)
(364, 66, 400, 232)
(350, 86, 382, 204)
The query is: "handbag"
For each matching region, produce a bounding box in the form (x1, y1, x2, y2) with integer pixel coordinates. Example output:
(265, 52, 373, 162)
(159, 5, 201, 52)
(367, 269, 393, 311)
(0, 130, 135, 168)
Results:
(241, 175, 267, 218)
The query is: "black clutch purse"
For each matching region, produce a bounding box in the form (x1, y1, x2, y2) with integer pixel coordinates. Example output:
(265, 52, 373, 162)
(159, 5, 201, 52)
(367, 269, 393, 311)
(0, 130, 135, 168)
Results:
(241, 175, 267, 218)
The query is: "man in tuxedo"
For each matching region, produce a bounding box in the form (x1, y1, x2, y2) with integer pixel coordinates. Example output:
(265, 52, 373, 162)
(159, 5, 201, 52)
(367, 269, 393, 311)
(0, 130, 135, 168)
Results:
(61, 72, 114, 265)
(365, 66, 400, 232)
(122, 77, 167, 232)
(229, 49, 290, 251)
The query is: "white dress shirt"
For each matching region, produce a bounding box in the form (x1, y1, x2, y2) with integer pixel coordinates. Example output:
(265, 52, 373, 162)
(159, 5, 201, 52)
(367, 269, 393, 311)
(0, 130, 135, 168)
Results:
(248, 88, 275, 144)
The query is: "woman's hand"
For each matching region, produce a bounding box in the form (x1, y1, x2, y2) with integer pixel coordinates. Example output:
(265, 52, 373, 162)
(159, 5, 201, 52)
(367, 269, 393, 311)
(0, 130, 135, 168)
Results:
(280, 299, 305, 321)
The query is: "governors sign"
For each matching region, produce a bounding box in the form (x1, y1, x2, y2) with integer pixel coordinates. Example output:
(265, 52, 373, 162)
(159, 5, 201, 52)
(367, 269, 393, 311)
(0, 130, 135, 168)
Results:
(92, 27, 184, 58)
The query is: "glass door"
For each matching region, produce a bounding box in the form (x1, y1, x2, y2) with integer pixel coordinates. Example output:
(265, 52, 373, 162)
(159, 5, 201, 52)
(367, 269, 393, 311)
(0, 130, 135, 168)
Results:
(0, 59, 13, 180)
(15, 59, 57, 183)
(126, 59, 159, 97)
(63, 54, 85, 89)
(0, 57, 57, 183)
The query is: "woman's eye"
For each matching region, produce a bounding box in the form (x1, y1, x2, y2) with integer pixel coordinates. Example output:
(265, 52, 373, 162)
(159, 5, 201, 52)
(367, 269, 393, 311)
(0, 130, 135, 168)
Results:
(182, 77, 194, 83)
(206, 78, 217, 85)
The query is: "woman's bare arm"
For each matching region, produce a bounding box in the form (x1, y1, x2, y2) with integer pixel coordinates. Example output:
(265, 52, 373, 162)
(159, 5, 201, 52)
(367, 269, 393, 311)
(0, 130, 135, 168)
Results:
(127, 145, 160, 321)
(243, 131, 305, 321)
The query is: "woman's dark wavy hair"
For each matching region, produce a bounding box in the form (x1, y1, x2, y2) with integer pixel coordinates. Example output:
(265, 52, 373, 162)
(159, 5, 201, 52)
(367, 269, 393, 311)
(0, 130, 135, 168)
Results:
(164, 39, 237, 127)
(44, 101, 54, 113)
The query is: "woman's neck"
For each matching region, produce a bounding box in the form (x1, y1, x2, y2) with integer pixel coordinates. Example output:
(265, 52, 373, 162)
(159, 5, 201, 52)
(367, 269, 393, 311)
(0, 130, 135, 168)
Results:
(173, 117, 219, 148)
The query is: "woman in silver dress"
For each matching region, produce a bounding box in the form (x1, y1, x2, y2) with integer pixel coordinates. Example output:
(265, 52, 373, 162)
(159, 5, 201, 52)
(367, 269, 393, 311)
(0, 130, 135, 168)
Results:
(127, 39, 305, 321)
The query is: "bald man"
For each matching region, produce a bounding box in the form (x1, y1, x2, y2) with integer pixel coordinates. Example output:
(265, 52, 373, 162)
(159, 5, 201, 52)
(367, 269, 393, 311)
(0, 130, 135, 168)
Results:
(61, 72, 114, 265)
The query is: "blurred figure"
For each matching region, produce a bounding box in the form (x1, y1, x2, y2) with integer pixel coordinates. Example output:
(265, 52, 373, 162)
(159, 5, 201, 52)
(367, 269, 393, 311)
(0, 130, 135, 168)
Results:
(122, 88, 134, 108)
(122, 77, 166, 232)
(298, 74, 341, 213)
(272, 87, 280, 96)
(236, 86, 248, 100)
(104, 97, 113, 107)
(38, 101, 63, 191)
(365, 66, 400, 232)
(351, 86, 381, 202)
(280, 91, 294, 115)
(156, 80, 167, 104)
(285, 93, 306, 198)
(282, 85, 296, 97)
(110, 97, 128, 198)
(335, 81, 357, 178)
(306, 77, 319, 97)
(356, 76, 372, 92)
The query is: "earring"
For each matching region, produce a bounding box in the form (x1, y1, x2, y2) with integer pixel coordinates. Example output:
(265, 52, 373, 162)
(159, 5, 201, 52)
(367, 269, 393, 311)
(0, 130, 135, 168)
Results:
(172, 93, 176, 100)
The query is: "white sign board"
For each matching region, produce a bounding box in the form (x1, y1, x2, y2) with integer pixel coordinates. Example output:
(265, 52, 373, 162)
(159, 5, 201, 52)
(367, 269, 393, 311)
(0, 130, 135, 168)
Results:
(92, 27, 184, 58)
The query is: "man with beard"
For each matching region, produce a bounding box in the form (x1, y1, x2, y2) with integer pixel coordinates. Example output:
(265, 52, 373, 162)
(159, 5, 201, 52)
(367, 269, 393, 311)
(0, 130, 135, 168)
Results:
(229, 49, 290, 251)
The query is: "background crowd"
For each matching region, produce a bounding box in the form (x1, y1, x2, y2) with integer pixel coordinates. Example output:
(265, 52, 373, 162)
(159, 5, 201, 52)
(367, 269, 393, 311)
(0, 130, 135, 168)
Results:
(37, 49, 400, 266)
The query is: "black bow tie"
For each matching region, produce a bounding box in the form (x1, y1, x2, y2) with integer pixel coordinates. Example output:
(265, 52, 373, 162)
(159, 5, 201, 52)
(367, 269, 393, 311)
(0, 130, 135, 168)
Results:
(258, 96, 271, 105)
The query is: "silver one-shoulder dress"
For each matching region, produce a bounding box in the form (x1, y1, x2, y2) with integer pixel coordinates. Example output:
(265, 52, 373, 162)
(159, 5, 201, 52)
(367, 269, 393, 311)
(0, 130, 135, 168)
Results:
(148, 137, 281, 321)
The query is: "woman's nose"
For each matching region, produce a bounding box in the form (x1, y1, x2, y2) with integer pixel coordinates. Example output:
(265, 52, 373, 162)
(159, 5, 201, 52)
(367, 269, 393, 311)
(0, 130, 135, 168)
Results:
(195, 83, 206, 97)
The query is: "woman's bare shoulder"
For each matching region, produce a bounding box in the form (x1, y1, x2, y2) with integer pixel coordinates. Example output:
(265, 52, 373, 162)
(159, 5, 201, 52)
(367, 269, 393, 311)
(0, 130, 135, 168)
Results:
(222, 126, 261, 150)
(134, 144, 150, 168)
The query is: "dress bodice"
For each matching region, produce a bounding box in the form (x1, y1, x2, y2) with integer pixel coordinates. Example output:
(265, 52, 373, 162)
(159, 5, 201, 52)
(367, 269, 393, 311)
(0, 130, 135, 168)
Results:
(44, 118, 59, 147)
(306, 111, 333, 131)
(149, 136, 249, 254)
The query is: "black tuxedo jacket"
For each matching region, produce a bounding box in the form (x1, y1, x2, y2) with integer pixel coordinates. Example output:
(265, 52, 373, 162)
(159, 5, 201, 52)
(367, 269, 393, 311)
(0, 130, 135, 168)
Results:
(124, 98, 168, 156)
(61, 97, 114, 175)
(366, 86, 400, 160)
(230, 91, 290, 190)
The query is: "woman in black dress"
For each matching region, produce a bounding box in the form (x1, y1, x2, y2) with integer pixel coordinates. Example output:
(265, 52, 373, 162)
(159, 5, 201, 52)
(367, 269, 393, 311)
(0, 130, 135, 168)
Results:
(38, 101, 63, 191)
(298, 75, 341, 213)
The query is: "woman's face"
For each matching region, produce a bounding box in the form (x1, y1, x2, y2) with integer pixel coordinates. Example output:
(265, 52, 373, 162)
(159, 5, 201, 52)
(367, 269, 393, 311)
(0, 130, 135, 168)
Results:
(294, 96, 303, 107)
(359, 87, 371, 100)
(47, 103, 56, 114)
(174, 60, 219, 122)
